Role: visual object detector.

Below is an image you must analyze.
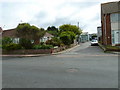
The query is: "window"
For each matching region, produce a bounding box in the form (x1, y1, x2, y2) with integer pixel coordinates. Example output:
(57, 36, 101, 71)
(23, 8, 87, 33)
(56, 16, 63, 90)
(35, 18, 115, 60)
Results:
(111, 13, 120, 23)
(112, 30, 120, 45)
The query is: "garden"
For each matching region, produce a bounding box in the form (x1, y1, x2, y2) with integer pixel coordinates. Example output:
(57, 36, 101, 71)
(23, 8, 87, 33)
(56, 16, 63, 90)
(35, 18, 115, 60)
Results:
(2, 23, 82, 54)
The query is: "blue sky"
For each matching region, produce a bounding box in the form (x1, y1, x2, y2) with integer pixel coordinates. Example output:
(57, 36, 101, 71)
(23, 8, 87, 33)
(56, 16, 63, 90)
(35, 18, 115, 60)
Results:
(0, 0, 118, 33)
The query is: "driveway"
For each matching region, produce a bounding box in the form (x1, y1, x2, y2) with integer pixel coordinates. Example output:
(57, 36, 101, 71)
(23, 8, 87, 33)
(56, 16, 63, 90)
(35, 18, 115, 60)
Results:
(2, 42, 118, 88)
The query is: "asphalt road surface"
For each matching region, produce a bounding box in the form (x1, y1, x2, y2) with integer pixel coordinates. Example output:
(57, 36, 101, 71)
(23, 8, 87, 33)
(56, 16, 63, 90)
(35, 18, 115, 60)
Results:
(2, 42, 118, 88)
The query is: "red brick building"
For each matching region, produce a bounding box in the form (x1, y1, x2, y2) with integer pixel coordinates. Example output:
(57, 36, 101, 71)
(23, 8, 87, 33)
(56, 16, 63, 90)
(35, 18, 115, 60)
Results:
(101, 1, 120, 46)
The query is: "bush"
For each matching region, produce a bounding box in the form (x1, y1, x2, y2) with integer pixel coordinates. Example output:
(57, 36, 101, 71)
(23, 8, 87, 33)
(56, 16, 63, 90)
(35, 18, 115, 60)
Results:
(2, 43, 22, 50)
(59, 31, 75, 45)
(33, 45, 53, 49)
(2, 37, 13, 45)
(19, 38, 33, 49)
(46, 37, 62, 46)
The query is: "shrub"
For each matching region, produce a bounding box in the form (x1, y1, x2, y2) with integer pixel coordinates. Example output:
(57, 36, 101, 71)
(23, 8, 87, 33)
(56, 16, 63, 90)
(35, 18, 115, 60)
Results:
(46, 37, 62, 46)
(40, 42, 44, 45)
(2, 43, 22, 50)
(33, 45, 53, 49)
(19, 38, 33, 49)
(59, 31, 75, 45)
(2, 37, 13, 45)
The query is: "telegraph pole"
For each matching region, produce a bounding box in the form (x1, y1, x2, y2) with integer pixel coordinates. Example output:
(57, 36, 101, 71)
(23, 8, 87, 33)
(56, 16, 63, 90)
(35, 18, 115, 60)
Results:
(77, 22, 79, 29)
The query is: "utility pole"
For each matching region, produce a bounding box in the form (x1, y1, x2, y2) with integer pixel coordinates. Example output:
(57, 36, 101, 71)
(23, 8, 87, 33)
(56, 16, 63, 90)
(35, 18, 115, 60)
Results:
(77, 22, 79, 29)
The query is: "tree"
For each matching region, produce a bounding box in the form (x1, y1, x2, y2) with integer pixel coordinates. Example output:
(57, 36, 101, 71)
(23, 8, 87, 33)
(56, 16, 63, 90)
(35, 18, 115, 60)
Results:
(16, 23, 31, 39)
(16, 23, 45, 44)
(59, 31, 76, 45)
(19, 38, 33, 49)
(46, 26, 59, 37)
(30, 26, 45, 44)
(59, 24, 82, 35)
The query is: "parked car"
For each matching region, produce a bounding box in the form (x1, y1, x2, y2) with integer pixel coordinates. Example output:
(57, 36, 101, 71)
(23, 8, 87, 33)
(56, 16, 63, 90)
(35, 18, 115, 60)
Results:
(91, 39, 98, 46)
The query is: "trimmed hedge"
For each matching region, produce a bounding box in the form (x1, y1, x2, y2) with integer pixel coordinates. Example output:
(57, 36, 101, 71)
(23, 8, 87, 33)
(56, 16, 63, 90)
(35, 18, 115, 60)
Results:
(33, 45, 53, 49)
(2, 43, 23, 50)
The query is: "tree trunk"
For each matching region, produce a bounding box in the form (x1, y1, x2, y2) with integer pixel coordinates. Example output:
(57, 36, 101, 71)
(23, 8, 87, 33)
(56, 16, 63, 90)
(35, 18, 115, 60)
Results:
(34, 39, 40, 45)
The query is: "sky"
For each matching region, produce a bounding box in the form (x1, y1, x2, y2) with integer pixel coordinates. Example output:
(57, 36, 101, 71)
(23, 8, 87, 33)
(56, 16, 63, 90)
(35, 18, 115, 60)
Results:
(0, 0, 119, 34)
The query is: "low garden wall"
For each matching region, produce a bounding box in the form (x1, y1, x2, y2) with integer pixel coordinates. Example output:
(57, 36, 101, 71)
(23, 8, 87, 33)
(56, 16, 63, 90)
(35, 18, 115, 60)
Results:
(52, 43, 77, 53)
(2, 43, 77, 55)
(2, 49, 52, 55)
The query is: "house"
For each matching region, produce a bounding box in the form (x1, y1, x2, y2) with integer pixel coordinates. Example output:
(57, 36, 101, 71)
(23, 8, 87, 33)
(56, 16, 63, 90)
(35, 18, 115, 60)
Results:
(79, 32, 89, 43)
(97, 26, 102, 42)
(0, 27, 3, 39)
(2, 28, 19, 44)
(101, 1, 120, 46)
(40, 32, 54, 43)
(0, 27, 3, 34)
(2, 28, 54, 44)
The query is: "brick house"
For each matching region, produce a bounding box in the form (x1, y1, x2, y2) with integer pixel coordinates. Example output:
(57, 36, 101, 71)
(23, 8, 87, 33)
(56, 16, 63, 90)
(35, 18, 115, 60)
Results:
(0, 27, 3, 34)
(0, 27, 3, 41)
(2, 28, 53, 44)
(2, 28, 19, 43)
(101, 1, 120, 46)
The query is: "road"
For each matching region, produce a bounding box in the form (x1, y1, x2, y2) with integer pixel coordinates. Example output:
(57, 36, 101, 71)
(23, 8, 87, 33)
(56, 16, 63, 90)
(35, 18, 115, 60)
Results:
(2, 42, 118, 88)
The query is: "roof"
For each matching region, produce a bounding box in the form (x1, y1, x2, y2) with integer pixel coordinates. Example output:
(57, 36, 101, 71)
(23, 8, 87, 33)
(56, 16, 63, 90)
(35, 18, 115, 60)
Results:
(0, 27, 2, 39)
(2, 28, 17, 38)
(101, 1, 120, 14)
(0, 27, 2, 33)
(44, 32, 54, 37)
(101, 1, 120, 5)
(81, 32, 88, 35)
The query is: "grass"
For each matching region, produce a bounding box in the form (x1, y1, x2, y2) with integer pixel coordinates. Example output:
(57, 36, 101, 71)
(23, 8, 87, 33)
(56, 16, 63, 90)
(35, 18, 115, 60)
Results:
(105, 45, 120, 51)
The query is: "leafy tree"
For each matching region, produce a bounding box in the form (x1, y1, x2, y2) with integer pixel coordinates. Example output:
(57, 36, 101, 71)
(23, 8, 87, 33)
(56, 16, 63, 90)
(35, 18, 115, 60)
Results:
(19, 38, 33, 49)
(16, 23, 45, 44)
(16, 23, 31, 39)
(46, 26, 59, 37)
(59, 31, 76, 45)
(59, 24, 82, 35)
(30, 26, 45, 44)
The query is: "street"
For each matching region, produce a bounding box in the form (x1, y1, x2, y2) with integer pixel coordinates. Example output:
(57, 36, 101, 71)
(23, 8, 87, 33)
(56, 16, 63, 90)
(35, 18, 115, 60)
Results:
(2, 42, 118, 88)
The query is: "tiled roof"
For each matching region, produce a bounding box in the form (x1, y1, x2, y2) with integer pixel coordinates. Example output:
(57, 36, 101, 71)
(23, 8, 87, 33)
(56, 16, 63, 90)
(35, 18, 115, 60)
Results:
(2, 28, 16, 38)
(0, 27, 2, 33)
(44, 32, 54, 37)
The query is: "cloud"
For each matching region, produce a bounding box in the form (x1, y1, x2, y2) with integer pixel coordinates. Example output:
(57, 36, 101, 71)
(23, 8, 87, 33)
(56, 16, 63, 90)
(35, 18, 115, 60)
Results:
(0, 0, 119, 33)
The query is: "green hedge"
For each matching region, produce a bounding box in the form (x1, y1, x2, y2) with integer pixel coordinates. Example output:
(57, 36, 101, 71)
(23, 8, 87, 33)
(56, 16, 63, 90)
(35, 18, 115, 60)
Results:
(33, 45, 53, 49)
(2, 43, 23, 50)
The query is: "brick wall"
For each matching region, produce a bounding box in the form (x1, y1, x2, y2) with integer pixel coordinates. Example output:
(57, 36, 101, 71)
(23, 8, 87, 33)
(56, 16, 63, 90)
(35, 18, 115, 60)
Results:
(101, 14, 111, 45)
(106, 14, 111, 45)
(2, 49, 52, 55)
